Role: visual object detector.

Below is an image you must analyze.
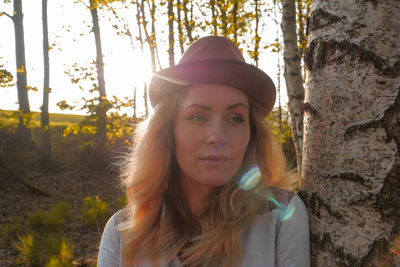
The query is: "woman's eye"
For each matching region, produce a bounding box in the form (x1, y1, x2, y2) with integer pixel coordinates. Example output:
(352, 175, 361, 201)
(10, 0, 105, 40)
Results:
(229, 116, 245, 123)
(188, 115, 207, 122)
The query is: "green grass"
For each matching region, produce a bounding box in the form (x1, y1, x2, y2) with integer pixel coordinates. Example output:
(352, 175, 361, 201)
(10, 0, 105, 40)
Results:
(0, 109, 85, 127)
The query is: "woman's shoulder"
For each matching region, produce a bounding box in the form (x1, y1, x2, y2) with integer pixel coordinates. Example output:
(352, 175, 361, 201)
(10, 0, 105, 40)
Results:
(249, 187, 309, 240)
(241, 189, 310, 266)
(265, 187, 296, 212)
(264, 187, 308, 225)
(113, 208, 130, 225)
(98, 209, 129, 266)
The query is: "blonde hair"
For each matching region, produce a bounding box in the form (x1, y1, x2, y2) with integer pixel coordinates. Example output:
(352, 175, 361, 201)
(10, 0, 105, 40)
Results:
(119, 88, 302, 266)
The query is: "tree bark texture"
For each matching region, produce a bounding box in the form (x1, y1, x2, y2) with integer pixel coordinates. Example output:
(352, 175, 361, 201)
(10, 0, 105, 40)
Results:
(168, 0, 175, 66)
(41, 0, 52, 160)
(302, 1, 400, 266)
(13, 0, 31, 144)
(90, 2, 107, 163)
(281, 0, 304, 173)
(176, 0, 184, 55)
(253, 0, 260, 67)
(183, 0, 193, 43)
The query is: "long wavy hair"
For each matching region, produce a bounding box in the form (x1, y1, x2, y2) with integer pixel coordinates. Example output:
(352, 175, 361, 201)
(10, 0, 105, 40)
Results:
(119, 86, 302, 266)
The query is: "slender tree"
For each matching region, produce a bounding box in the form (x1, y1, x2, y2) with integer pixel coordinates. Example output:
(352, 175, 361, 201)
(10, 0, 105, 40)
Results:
(210, 0, 217, 35)
(253, 0, 260, 67)
(167, 0, 175, 66)
(89, 0, 108, 164)
(176, 0, 184, 55)
(302, 0, 400, 265)
(41, 0, 52, 160)
(216, 0, 228, 37)
(182, 0, 193, 43)
(232, 0, 238, 43)
(2, 0, 32, 144)
(280, 0, 305, 172)
(139, 0, 157, 73)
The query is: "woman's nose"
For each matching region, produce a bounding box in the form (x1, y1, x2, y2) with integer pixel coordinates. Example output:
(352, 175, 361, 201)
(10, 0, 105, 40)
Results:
(206, 120, 228, 147)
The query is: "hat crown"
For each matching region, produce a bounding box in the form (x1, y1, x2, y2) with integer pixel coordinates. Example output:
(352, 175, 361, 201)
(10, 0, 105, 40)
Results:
(179, 36, 245, 65)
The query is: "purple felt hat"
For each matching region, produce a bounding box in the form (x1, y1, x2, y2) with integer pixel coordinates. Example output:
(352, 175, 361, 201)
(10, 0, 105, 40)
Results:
(148, 35, 276, 115)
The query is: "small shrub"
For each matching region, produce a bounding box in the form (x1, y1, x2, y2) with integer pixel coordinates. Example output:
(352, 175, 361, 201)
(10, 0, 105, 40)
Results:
(45, 234, 64, 258)
(13, 233, 40, 266)
(49, 202, 72, 221)
(28, 202, 71, 233)
(44, 239, 74, 267)
(82, 196, 109, 228)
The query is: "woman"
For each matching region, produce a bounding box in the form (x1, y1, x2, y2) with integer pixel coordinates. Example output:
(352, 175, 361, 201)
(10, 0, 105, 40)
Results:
(98, 36, 310, 266)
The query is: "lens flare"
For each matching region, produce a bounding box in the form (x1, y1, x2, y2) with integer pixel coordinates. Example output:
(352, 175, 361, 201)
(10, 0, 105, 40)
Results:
(239, 167, 296, 221)
(265, 189, 295, 221)
(239, 166, 261, 190)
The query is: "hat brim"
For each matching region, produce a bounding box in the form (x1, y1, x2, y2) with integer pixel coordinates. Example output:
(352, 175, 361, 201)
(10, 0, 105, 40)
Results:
(149, 59, 276, 115)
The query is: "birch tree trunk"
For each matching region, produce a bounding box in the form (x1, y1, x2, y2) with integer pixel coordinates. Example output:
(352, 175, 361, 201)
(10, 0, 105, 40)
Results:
(281, 0, 304, 173)
(41, 0, 52, 160)
(302, 1, 400, 266)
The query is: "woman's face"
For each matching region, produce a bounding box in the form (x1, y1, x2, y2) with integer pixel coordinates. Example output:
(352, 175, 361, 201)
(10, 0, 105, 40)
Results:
(174, 84, 250, 192)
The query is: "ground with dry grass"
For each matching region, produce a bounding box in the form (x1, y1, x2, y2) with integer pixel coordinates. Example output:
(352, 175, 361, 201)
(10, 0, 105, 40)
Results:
(0, 126, 124, 266)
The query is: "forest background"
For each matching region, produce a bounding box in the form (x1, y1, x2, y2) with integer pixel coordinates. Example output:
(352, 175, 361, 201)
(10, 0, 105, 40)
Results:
(1, 0, 399, 266)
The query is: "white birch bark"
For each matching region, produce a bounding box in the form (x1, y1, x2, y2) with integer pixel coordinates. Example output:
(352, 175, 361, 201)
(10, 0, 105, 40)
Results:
(281, 0, 305, 173)
(302, 0, 400, 266)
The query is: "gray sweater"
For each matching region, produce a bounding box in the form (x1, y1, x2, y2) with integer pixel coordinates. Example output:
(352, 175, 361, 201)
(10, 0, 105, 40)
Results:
(97, 192, 310, 267)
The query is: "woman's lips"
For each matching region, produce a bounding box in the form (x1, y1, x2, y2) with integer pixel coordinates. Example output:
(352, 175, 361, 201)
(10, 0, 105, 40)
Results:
(199, 155, 230, 161)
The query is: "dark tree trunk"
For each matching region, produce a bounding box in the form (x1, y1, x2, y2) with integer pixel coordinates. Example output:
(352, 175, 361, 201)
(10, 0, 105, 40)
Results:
(141, 0, 157, 73)
(90, 1, 107, 164)
(183, 0, 193, 43)
(176, 0, 184, 55)
(210, 0, 217, 35)
(216, 1, 228, 37)
(253, 0, 260, 67)
(168, 0, 175, 66)
(41, 0, 52, 160)
(232, 0, 238, 44)
(13, 0, 31, 145)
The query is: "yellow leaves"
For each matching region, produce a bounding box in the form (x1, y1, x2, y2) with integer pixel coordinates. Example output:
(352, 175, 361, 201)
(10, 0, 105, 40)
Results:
(13, 234, 36, 265)
(264, 39, 282, 53)
(17, 64, 25, 73)
(25, 85, 38, 92)
(45, 239, 74, 267)
(0, 67, 14, 87)
(56, 100, 75, 111)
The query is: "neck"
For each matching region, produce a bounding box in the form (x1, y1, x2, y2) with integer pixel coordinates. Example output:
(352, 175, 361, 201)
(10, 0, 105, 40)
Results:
(179, 173, 214, 217)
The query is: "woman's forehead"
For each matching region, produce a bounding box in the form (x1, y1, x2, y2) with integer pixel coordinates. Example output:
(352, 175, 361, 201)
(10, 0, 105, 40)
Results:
(180, 84, 249, 109)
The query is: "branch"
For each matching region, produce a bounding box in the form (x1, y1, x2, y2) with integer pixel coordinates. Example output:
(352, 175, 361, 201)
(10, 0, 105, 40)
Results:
(0, 11, 13, 20)
(76, 0, 90, 9)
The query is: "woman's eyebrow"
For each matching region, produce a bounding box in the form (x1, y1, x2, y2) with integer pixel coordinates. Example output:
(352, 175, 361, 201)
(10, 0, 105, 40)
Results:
(184, 103, 211, 110)
(184, 102, 248, 111)
(227, 103, 248, 111)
